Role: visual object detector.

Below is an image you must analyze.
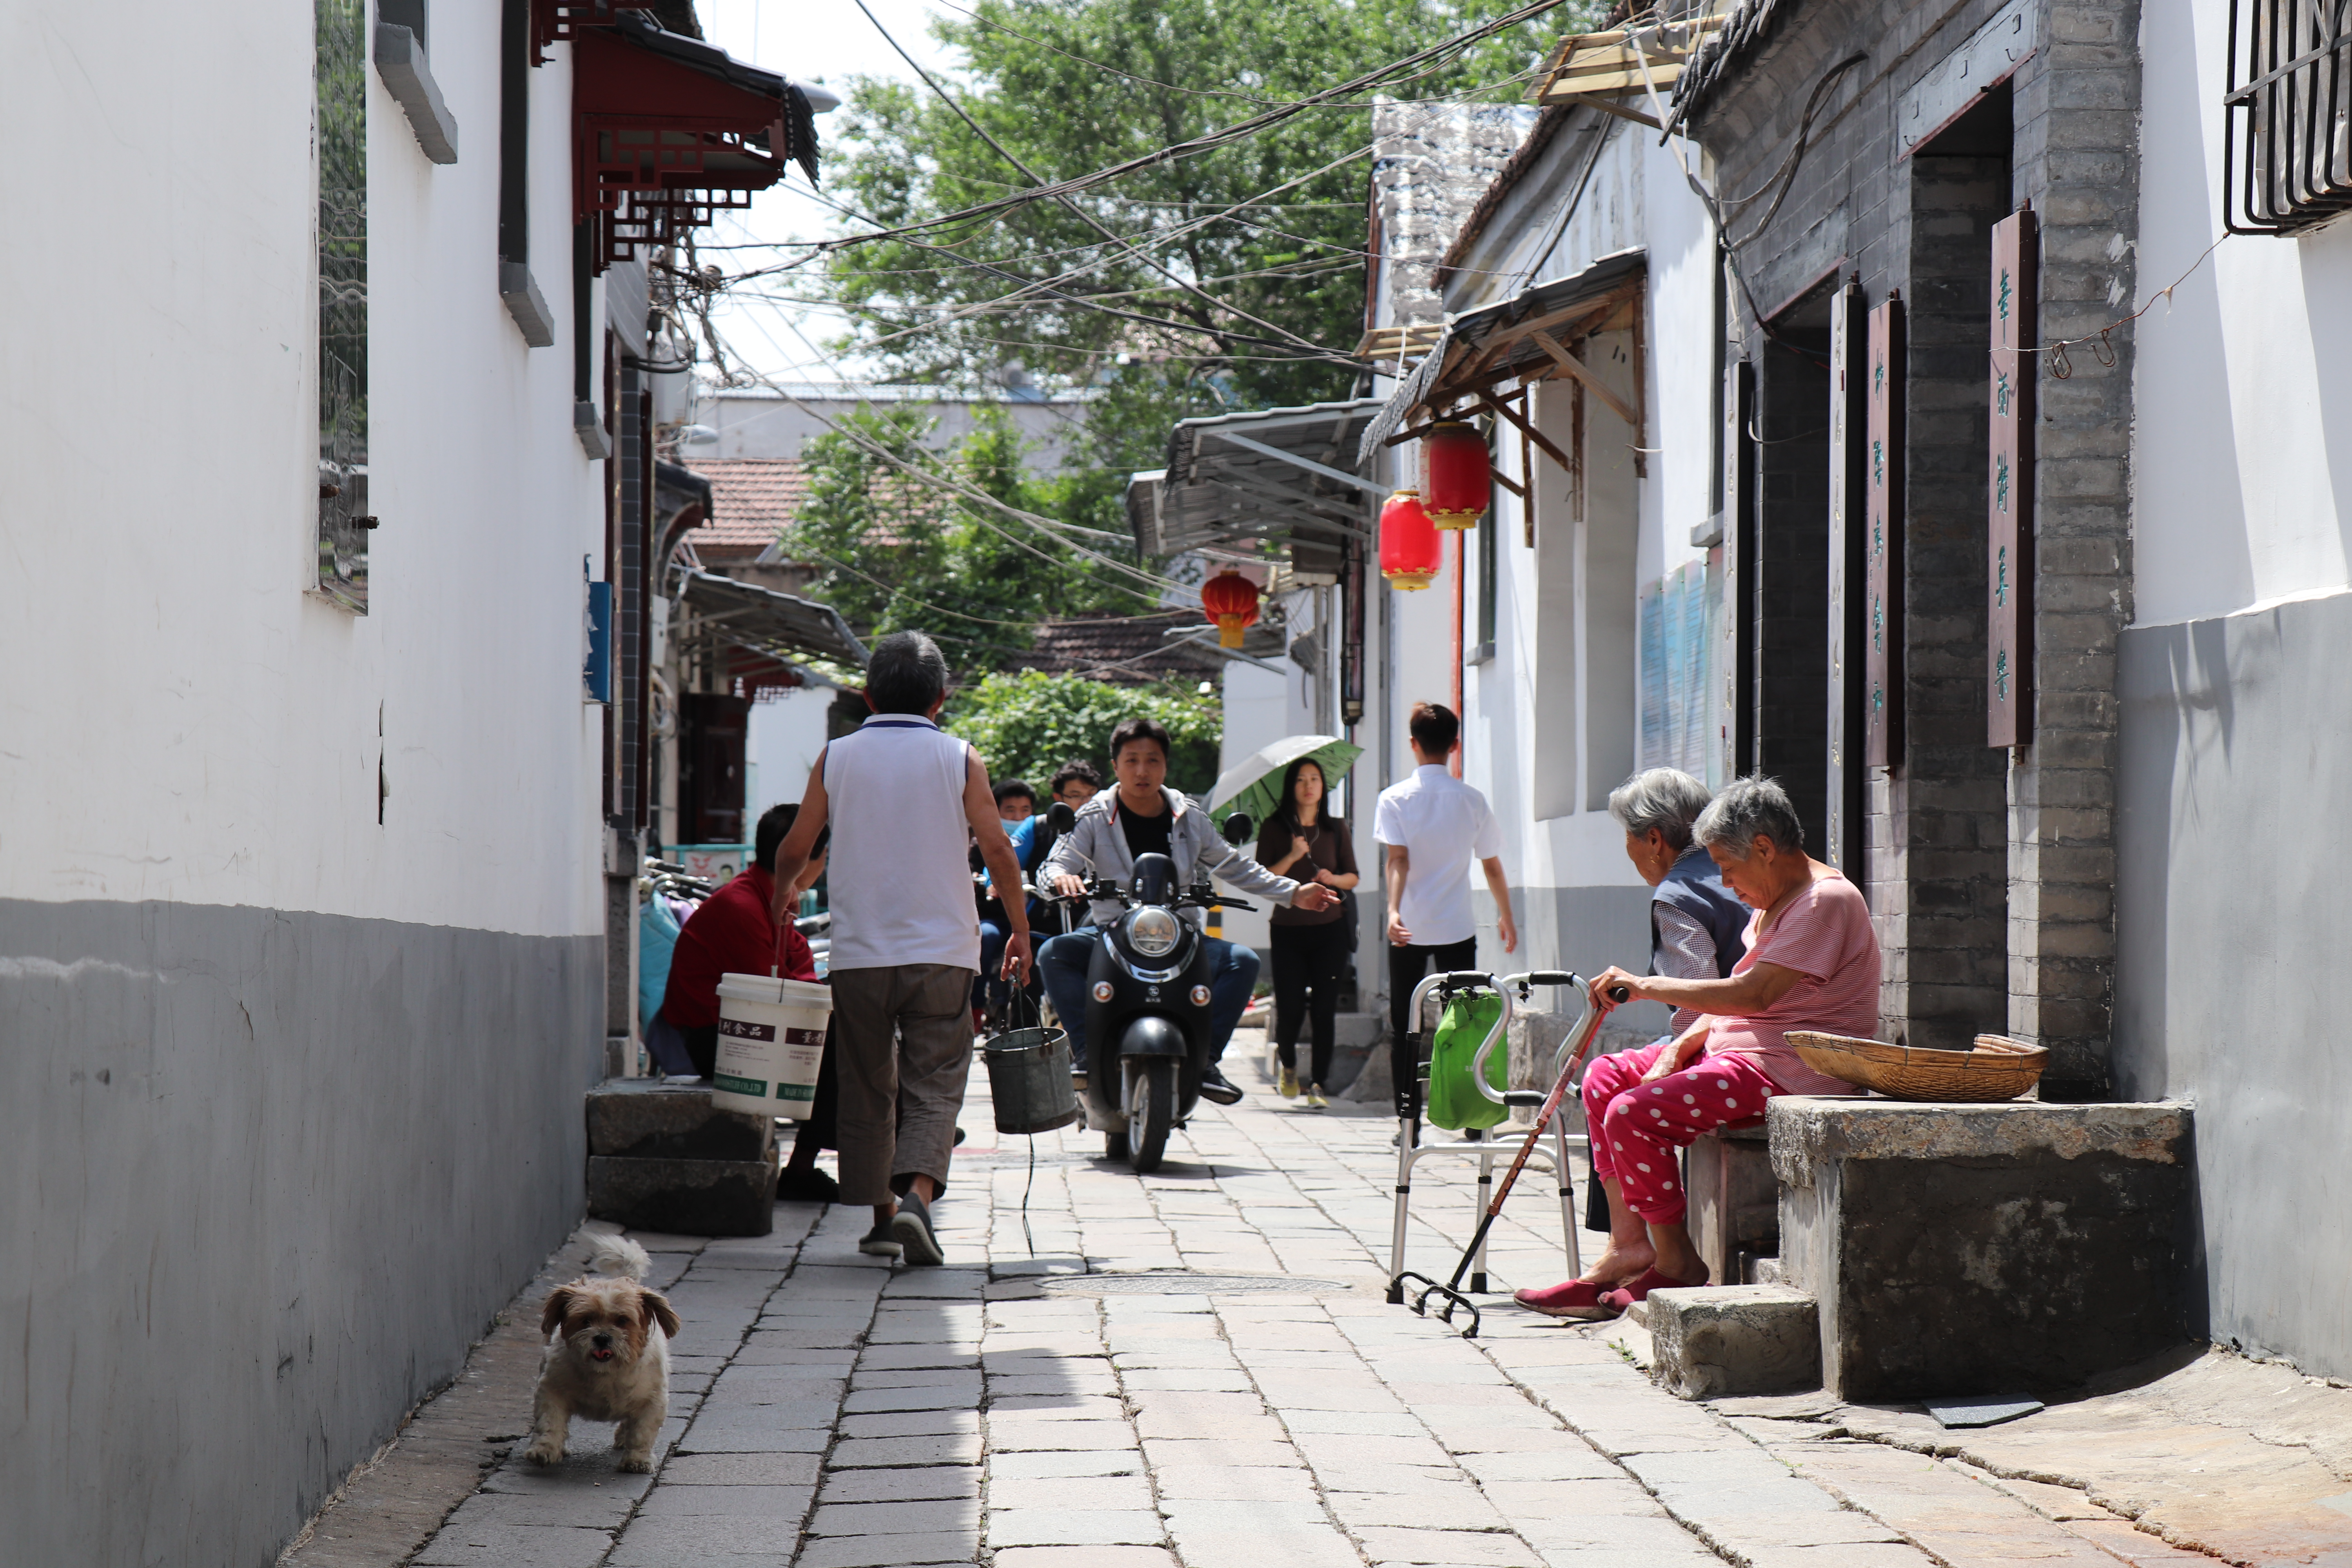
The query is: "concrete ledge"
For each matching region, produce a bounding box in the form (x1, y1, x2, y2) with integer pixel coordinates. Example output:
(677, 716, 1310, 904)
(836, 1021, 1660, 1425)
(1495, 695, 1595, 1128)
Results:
(587, 1156, 775, 1237)
(373, 24, 458, 163)
(1772, 1097, 2198, 1400)
(1646, 1284, 1822, 1400)
(587, 1077, 775, 1162)
(1768, 1097, 2192, 1188)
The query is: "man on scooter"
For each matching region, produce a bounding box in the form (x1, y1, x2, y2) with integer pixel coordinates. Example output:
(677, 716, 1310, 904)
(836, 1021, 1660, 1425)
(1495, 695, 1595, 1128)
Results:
(1038, 717, 1338, 1103)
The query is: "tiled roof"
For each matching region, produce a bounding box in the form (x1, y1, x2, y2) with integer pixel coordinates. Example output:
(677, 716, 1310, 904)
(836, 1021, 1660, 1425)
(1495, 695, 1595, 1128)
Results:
(1023, 610, 1229, 686)
(684, 459, 810, 560)
(682, 458, 947, 561)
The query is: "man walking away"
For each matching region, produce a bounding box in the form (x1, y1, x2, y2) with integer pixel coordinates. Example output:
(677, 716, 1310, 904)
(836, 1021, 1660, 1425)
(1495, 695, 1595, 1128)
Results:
(1376, 702, 1517, 1117)
(770, 632, 1030, 1265)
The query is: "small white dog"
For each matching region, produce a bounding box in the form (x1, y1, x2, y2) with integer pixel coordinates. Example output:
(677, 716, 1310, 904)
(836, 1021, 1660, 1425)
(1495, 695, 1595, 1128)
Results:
(523, 1234, 680, 1473)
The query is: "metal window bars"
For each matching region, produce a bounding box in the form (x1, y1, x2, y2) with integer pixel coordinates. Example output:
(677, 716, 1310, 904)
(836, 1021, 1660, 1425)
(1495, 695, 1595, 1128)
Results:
(2225, 0, 2352, 233)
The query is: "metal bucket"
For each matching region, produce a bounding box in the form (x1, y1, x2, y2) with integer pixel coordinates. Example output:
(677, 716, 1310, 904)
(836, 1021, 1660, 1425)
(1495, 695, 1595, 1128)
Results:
(983, 1025, 1079, 1135)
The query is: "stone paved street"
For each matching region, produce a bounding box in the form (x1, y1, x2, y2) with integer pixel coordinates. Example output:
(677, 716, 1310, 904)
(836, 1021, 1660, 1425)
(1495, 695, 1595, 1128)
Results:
(289, 1042, 2255, 1568)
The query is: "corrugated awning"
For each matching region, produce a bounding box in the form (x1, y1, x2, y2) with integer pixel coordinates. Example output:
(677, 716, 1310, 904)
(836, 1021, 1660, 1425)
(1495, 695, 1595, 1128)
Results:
(1360, 247, 1648, 463)
(1127, 398, 1386, 569)
(675, 568, 867, 668)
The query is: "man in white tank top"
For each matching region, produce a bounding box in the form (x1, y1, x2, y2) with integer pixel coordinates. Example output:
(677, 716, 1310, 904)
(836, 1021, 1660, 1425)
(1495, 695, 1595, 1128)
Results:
(769, 632, 1030, 1266)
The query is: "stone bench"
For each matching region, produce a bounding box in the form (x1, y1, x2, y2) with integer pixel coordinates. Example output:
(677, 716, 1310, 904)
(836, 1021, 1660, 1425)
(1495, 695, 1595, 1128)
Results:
(1771, 1096, 2196, 1401)
(585, 1078, 777, 1237)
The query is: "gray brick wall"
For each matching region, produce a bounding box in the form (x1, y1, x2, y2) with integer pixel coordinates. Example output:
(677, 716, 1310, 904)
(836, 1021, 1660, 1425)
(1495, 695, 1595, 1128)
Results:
(1693, 0, 2136, 1084)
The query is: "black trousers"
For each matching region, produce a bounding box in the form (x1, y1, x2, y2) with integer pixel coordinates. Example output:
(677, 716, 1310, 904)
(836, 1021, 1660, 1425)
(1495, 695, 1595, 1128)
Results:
(1388, 936, 1479, 1117)
(1270, 920, 1350, 1084)
(681, 1021, 840, 1151)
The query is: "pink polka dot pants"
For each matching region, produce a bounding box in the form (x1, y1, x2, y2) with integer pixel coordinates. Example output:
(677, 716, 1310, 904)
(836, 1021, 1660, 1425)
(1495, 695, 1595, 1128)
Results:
(1583, 1041, 1780, 1225)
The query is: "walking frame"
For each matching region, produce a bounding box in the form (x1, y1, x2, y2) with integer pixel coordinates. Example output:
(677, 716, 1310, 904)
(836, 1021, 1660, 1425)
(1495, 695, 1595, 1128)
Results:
(1388, 969, 1624, 1338)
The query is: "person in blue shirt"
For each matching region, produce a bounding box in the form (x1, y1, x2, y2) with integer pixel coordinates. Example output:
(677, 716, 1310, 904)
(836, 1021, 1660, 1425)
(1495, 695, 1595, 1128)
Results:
(975, 779, 1044, 1027)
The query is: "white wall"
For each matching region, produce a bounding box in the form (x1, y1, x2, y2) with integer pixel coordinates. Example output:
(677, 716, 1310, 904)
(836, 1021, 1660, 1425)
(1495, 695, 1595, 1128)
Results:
(2132, 0, 2352, 628)
(745, 686, 835, 828)
(1215, 656, 1310, 949)
(0, 1, 608, 942)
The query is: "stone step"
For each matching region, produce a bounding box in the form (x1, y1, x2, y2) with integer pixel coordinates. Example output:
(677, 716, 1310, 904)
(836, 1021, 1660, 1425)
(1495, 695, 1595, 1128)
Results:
(1642, 1283, 1821, 1400)
(587, 1155, 777, 1238)
(588, 1076, 777, 1162)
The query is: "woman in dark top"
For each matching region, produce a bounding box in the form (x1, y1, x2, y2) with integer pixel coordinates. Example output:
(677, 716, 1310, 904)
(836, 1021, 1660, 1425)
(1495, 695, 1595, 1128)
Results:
(1255, 758, 1360, 1108)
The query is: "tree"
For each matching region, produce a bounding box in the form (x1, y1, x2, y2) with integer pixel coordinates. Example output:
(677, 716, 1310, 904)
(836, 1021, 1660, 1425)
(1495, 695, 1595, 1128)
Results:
(947, 671, 1221, 797)
(817, 0, 1561, 417)
(788, 403, 1156, 667)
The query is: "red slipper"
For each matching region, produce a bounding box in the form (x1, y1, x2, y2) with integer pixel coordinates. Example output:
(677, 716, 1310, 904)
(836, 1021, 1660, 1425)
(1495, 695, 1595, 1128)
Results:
(1597, 1265, 1710, 1311)
(1512, 1278, 1619, 1320)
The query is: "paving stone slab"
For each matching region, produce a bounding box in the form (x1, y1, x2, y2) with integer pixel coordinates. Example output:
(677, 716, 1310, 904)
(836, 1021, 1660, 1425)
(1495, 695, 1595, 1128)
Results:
(839, 1408, 980, 1438)
(658, 1453, 823, 1486)
(808, 1497, 983, 1536)
(985, 1448, 1146, 1480)
(411, 1523, 616, 1567)
(673, 1427, 831, 1454)
(817, 1464, 981, 1503)
(1352, 1525, 1548, 1567)
(985, 1416, 1141, 1451)
(992, 1549, 1180, 1568)
(985, 1506, 1168, 1546)
(988, 1471, 1157, 1510)
(437, 1488, 637, 1530)
(1323, 1489, 1511, 1530)
(828, 1432, 984, 1467)
(791, 1530, 982, 1568)
(634, 1483, 813, 1518)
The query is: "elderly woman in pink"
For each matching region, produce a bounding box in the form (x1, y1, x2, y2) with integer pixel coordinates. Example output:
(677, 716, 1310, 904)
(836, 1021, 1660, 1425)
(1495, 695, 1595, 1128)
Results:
(1515, 776, 1880, 1319)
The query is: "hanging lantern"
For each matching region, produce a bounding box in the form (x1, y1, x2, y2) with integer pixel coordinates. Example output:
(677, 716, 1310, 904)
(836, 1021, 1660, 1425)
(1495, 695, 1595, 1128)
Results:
(1422, 420, 1492, 530)
(1201, 568, 1261, 648)
(1378, 488, 1442, 591)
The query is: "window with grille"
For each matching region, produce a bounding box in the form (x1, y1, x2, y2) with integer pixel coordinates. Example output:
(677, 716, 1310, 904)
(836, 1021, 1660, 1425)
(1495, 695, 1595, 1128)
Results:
(2225, 0, 2352, 233)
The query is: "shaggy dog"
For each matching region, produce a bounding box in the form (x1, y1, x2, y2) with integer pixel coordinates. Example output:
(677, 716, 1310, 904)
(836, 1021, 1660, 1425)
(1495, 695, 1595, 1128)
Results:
(523, 1234, 680, 1472)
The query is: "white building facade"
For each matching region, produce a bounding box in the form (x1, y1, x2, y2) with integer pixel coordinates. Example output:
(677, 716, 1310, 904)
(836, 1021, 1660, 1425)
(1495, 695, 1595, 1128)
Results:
(0, 1, 823, 1556)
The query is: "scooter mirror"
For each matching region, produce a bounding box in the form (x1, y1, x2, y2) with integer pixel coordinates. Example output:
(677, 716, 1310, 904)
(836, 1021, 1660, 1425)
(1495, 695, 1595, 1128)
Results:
(1220, 810, 1254, 846)
(1048, 800, 1078, 833)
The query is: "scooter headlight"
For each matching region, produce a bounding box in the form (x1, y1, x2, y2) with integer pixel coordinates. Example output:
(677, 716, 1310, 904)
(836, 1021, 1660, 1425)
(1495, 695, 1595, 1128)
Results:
(1126, 907, 1183, 958)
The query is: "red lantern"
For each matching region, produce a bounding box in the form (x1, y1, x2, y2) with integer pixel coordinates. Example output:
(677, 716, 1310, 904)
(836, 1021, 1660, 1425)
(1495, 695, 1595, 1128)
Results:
(1201, 569, 1261, 649)
(1422, 420, 1492, 530)
(1379, 489, 1442, 591)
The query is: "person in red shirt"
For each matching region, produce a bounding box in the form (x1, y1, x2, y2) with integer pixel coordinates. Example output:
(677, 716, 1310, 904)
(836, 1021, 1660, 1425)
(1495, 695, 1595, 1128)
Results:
(661, 802, 837, 1201)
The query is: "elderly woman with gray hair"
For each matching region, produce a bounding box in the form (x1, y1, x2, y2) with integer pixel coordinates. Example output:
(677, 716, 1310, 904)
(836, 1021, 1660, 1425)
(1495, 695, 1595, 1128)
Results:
(1516, 776, 1880, 1319)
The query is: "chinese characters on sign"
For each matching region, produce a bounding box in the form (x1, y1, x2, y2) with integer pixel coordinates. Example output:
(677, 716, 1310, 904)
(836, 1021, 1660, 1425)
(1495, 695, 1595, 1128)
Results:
(1988, 205, 2036, 747)
(1865, 295, 1906, 769)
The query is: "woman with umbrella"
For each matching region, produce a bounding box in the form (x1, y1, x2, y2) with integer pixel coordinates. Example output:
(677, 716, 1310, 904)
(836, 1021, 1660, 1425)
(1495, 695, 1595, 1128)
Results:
(1254, 756, 1360, 1107)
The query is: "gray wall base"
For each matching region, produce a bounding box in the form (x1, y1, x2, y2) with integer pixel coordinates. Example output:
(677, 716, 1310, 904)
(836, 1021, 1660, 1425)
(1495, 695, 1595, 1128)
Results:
(0, 898, 601, 1566)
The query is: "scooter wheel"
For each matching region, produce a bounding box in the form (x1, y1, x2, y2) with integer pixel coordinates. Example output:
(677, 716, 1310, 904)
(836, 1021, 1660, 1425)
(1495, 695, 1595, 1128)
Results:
(1104, 1126, 1129, 1160)
(1128, 1058, 1176, 1174)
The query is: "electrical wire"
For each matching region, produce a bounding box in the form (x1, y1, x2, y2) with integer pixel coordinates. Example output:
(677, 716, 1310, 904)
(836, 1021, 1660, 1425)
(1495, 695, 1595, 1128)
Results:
(802, 0, 1577, 252)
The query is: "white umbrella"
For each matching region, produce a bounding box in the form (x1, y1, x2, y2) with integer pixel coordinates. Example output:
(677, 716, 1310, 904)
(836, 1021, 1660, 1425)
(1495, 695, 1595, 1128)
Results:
(1206, 734, 1366, 825)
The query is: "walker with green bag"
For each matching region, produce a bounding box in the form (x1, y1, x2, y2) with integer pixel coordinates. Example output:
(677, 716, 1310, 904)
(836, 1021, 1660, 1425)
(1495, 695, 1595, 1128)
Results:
(1386, 967, 1620, 1335)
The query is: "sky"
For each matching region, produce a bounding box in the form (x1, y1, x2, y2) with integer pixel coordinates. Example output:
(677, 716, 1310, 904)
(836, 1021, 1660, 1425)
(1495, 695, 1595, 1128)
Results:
(690, 0, 956, 385)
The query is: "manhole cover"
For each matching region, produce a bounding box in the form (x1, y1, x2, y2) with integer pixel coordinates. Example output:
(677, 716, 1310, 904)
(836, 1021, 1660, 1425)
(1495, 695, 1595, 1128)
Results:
(1034, 1271, 1357, 1296)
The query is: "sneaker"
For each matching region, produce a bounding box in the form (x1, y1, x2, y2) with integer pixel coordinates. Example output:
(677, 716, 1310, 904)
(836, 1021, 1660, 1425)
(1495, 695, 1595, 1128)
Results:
(777, 1166, 839, 1204)
(1196, 1067, 1244, 1106)
(1277, 1065, 1299, 1099)
(858, 1224, 902, 1258)
(1306, 1083, 1328, 1110)
(890, 1191, 946, 1266)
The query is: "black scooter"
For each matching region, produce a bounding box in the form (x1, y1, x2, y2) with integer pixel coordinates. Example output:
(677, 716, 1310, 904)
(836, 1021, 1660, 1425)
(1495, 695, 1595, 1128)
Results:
(1046, 804, 1257, 1174)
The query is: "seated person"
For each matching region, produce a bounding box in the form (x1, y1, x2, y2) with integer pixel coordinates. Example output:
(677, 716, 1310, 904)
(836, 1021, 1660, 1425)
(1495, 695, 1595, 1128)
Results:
(1515, 776, 1879, 1319)
(1581, 767, 1751, 1233)
(660, 801, 839, 1201)
(976, 779, 1042, 1025)
(1035, 717, 1336, 1103)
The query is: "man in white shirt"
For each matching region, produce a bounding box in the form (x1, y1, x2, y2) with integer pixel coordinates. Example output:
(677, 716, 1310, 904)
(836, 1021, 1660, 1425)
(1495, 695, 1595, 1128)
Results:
(771, 632, 1029, 1267)
(1374, 702, 1516, 1116)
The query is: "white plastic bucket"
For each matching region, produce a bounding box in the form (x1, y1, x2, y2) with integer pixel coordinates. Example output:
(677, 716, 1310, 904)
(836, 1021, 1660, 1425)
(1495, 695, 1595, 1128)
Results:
(712, 973, 833, 1118)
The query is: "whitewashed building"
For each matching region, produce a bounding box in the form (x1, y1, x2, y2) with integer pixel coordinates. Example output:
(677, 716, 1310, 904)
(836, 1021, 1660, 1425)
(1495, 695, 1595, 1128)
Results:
(0, 1, 828, 1556)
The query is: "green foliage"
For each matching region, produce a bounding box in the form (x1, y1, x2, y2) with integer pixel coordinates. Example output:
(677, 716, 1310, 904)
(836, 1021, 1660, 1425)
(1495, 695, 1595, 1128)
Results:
(789, 403, 1154, 667)
(819, 0, 1566, 425)
(947, 670, 1222, 797)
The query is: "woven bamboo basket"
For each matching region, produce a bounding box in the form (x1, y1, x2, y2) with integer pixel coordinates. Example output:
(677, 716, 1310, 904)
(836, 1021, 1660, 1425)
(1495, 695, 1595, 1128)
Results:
(1785, 1031, 2048, 1102)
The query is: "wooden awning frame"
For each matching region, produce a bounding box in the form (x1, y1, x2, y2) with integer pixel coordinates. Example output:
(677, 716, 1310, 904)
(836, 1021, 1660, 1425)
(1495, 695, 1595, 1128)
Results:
(1530, 4, 1731, 128)
(1360, 249, 1649, 476)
